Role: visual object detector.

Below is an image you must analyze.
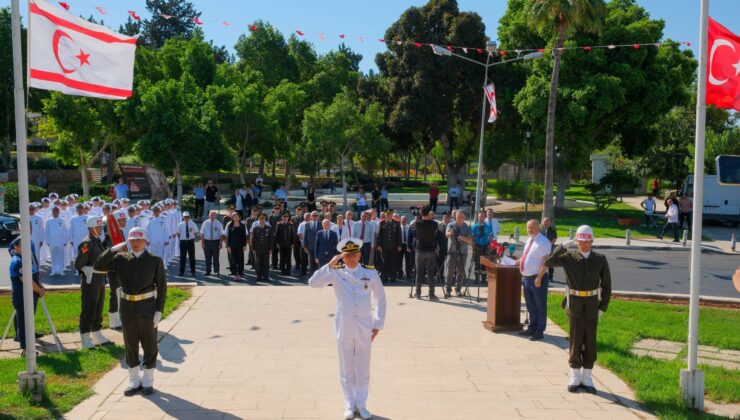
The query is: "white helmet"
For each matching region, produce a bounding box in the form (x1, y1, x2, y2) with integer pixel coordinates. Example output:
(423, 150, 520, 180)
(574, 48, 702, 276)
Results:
(576, 225, 594, 241)
(86, 216, 103, 228)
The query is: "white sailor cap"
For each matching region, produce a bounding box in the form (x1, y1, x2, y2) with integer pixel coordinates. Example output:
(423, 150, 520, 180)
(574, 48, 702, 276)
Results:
(91, 196, 101, 202)
(337, 237, 363, 254)
(41, 197, 51, 203)
(48, 192, 59, 199)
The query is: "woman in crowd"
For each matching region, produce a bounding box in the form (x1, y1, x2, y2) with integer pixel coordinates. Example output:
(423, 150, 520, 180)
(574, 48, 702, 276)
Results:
(224, 212, 248, 281)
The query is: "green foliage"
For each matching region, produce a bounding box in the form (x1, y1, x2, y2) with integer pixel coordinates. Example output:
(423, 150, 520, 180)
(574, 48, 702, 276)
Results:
(67, 182, 111, 197)
(601, 166, 640, 196)
(235, 21, 299, 88)
(139, 0, 201, 49)
(491, 180, 544, 202)
(3, 182, 46, 213)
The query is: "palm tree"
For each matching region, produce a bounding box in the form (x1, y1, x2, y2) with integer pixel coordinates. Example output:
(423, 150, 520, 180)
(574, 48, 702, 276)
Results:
(527, 0, 605, 220)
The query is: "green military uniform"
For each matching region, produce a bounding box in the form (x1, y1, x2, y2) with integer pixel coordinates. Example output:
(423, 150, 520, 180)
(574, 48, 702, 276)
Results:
(545, 245, 611, 371)
(275, 217, 296, 275)
(245, 211, 260, 267)
(95, 247, 167, 370)
(251, 221, 274, 282)
(377, 218, 402, 282)
(75, 235, 106, 335)
(269, 208, 282, 269)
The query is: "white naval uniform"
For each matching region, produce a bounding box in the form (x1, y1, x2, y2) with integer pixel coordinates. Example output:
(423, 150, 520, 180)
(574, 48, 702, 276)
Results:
(308, 263, 387, 410)
(146, 215, 169, 258)
(44, 216, 68, 275)
(37, 207, 52, 262)
(30, 214, 45, 261)
(68, 215, 89, 259)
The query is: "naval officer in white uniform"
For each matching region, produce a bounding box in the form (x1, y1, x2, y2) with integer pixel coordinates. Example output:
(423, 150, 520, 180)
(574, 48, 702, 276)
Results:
(309, 237, 386, 420)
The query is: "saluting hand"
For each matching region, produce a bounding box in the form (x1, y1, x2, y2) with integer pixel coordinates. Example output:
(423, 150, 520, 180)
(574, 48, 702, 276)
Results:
(328, 253, 343, 266)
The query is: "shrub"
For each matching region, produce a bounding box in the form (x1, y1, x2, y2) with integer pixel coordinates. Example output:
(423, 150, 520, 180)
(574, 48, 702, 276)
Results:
(491, 180, 544, 202)
(4, 182, 47, 213)
(68, 182, 112, 197)
(179, 194, 196, 215)
(77, 195, 112, 204)
(166, 175, 202, 193)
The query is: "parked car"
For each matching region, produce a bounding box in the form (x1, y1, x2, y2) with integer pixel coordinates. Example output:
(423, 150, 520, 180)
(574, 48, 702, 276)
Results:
(0, 213, 20, 242)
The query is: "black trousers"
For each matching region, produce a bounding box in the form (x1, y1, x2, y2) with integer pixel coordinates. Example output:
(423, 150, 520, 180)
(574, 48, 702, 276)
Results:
(429, 198, 438, 212)
(255, 251, 270, 281)
(437, 250, 447, 283)
(179, 239, 196, 274)
(415, 251, 437, 295)
(108, 273, 120, 313)
(203, 240, 220, 274)
(271, 243, 279, 268)
(293, 242, 304, 273)
(679, 211, 692, 230)
(360, 243, 372, 265)
(568, 314, 598, 369)
(229, 246, 244, 275)
(307, 248, 318, 273)
(80, 278, 105, 333)
(380, 198, 389, 211)
(278, 245, 292, 273)
(123, 317, 158, 369)
(399, 245, 414, 277)
(381, 248, 399, 281)
(450, 197, 459, 209)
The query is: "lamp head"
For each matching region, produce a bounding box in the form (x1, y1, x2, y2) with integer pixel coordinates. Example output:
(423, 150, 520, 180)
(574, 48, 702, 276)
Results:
(523, 51, 544, 60)
(486, 41, 497, 53)
(432, 45, 451, 56)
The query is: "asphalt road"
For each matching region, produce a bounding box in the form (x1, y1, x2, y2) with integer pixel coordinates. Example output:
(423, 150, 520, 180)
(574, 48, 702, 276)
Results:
(0, 243, 737, 298)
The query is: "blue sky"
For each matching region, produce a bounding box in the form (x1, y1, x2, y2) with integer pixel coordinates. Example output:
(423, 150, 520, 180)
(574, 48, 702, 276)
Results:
(6, 0, 740, 73)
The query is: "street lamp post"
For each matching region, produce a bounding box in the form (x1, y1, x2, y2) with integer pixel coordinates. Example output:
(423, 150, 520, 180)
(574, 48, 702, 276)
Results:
(432, 44, 543, 217)
(524, 130, 531, 221)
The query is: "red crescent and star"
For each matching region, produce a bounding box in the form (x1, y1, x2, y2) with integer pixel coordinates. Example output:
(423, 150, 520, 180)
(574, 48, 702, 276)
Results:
(52, 29, 90, 74)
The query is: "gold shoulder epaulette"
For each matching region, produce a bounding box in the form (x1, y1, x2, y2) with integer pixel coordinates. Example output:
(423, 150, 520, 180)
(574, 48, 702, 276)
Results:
(361, 264, 375, 270)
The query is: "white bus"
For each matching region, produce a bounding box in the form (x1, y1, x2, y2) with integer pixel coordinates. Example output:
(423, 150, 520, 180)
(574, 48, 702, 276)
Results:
(683, 156, 740, 226)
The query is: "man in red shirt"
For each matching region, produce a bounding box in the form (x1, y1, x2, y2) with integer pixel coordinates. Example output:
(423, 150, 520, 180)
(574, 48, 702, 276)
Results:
(429, 182, 440, 212)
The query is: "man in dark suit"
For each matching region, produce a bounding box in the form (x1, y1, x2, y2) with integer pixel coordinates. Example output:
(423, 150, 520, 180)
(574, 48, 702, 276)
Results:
(315, 219, 339, 268)
(304, 211, 321, 273)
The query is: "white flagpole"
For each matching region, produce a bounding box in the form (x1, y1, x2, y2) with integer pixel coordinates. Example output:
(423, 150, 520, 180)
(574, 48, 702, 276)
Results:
(681, 0, 708, 411)
(11, 0, 45, 393)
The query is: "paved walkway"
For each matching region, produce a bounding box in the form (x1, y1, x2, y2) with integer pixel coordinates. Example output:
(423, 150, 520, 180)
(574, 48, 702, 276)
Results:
(67, 287, 653, 420)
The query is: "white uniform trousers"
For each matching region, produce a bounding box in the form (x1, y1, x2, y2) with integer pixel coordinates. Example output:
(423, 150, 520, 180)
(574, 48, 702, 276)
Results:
(39, 243, 50, 264)
(148, 242, 166, 259)
(49, 245, 66, 274)
(64, 242, 74, 266)
(164, 239, 173, 264)
(337, 336, 372, 409)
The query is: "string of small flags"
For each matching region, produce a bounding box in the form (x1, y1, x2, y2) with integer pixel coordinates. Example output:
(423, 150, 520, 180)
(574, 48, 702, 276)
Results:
(53, 1, 693, 56)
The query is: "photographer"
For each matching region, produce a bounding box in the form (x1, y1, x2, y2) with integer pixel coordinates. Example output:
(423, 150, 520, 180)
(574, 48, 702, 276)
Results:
(413, 206, 439, 299)
(9, 237, 45, 357)
(445, 212, 472, 297)
(472, 212, 493, 284)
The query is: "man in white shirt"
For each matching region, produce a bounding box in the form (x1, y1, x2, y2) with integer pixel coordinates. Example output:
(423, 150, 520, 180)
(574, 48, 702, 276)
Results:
(518, 219, 553, 341)
(640, 194, 657, 229)
(68, 204, 89, 260)
(657, 198, 680, 242)
(177, 211, 198, 276)
(484, 208, 501, 241)
(29, 204, 45, 261)
(200, 210, 224, 276)
(45, 206, 69, 276)
(145, 206, 170, 259)
(352, 210, 377, 265)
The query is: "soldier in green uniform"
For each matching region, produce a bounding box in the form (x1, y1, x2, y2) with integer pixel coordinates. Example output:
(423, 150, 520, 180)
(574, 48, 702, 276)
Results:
(74, 216, 112, 348)
(544, 225, 611, 394)
(245, 206, 261, 268)
(275, 210, 296, 275)
(376, 209, 402, 282)
(94, 227, 167, 396)
(250, 213, 274, 282)
(268, 204, 282, 270)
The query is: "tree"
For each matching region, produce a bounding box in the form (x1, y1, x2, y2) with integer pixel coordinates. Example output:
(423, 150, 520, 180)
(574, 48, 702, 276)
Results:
(235, 21, 298, 88)
(38, 94, 105, 196)
(377, 0, 487, 188)
(303, 91, 388, 208)
(263, 80, 308, 186)
(140, 0, 201, 49)
(526, 0, 606, 220)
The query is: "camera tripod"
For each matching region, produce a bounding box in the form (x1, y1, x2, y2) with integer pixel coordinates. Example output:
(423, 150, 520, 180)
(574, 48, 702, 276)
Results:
(0, 297, 63, 353)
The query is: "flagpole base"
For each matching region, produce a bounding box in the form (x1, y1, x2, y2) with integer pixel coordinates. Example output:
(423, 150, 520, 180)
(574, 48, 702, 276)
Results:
(18, 371, 46, 401)
(680, 368, 704, 411)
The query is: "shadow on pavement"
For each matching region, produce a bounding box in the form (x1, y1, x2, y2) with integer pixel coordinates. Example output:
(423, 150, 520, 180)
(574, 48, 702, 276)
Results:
(144, 391, 241, 419)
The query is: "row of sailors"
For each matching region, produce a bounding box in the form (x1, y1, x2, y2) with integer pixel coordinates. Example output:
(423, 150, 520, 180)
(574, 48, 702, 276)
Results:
(27, 193, 185, 275)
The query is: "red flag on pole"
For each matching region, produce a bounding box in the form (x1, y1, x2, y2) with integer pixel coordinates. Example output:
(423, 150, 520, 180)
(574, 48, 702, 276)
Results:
(706, 17, 740, 111)
(29, 0, 138, 100)
(484, 83, 498, 123)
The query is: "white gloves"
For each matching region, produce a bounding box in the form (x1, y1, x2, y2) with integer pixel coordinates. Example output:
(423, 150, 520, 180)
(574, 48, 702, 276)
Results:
(562, 239, 577, 248)
(81, 266, 94, 285)
(598, 310, 604, 320)
(111, 242, 128, 252)
(153, 311, 162, 328)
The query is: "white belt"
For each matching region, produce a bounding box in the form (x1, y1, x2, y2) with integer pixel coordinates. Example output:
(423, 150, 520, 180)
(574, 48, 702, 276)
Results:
(121, 290, 157, 302)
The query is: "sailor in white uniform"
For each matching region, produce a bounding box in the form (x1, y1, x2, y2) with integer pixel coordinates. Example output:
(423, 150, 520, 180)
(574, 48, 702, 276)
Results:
(308, 237, 386, 420)
(29, 203, 45, 260)
(44, 206, 69, 276)
(146, 205, 169, 259)
(68, 203, 89, 260)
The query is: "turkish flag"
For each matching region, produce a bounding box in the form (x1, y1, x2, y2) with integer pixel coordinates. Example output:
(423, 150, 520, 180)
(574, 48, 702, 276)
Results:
(29, 0, 137, 100)
(706, 17, 740, 111)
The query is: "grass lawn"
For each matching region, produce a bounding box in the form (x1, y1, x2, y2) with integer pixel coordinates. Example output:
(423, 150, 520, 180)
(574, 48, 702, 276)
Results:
(547, 294, 740, 419)
(0, 288, 191, 338)
(0, 288, 191, 419)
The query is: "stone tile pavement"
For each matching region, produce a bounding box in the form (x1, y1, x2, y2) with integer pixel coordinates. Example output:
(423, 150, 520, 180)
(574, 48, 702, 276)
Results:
(66, 287, 654, 419)
(631, 338, 740, 370)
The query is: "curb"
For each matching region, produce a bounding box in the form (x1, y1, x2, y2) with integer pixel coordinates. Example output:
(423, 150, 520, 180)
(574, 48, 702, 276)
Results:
(549, 287, 740, 306)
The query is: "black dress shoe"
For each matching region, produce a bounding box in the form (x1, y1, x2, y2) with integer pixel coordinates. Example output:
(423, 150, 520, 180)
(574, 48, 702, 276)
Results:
(124, 385, 142, 397)
(581, 385, 597, 394)
(529, 334, 544, 341)
(518, 329, 534, 336)
(35, 332, 44, 339)
(428, 294, 439, 301)
(414, 292, 422, 299)
(141, 386, 155, 396)
(567, 385, 580, 393)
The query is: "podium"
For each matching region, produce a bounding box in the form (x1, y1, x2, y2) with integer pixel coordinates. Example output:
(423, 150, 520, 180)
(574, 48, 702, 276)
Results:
(480, 256, 522, 332)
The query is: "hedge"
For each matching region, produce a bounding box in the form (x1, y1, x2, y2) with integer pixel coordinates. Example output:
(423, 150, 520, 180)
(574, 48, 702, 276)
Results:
(4, 182, 47, 213)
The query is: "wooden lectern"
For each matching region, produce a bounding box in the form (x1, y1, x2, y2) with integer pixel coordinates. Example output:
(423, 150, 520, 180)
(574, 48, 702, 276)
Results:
(480, 256, 522, 332)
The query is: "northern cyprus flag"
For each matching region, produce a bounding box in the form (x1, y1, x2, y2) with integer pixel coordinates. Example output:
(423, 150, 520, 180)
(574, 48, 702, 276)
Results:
(29, 0, 138, 100)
